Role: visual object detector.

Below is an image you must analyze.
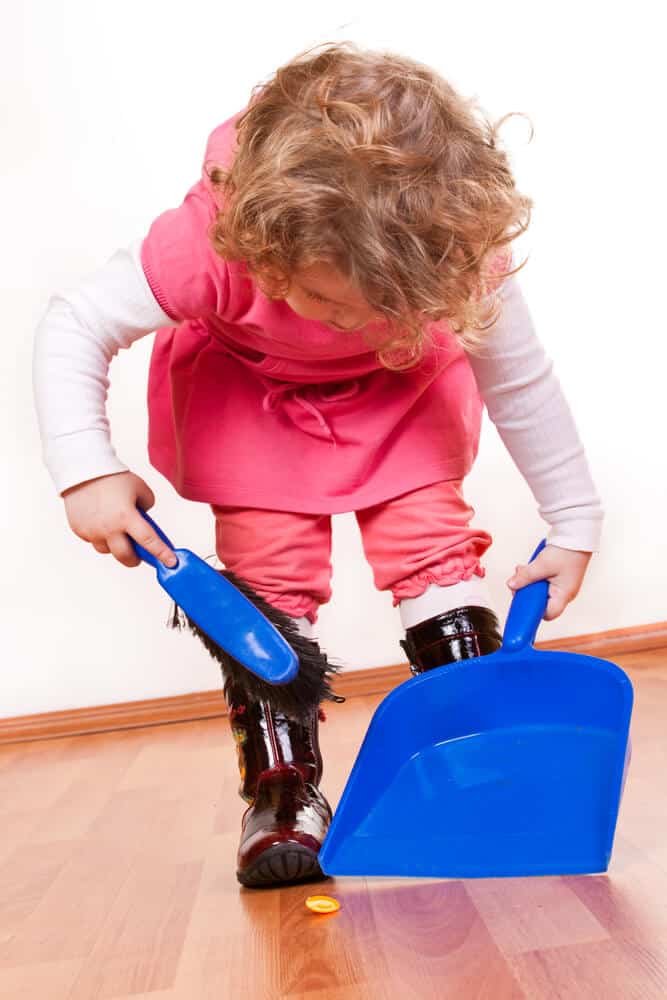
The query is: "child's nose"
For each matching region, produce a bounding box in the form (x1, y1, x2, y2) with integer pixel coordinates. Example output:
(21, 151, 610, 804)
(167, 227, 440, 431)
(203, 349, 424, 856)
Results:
(330, 315, 358, 331)
(332, 309, 378, 331)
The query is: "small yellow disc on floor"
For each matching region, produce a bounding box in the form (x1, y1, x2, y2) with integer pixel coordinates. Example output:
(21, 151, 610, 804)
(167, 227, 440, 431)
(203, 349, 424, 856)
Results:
(305, 894, 341, 914)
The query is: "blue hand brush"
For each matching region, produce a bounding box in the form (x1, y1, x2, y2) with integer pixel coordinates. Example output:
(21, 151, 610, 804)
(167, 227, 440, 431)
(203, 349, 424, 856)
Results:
(128, 507, 342, 719)
(130, 506, 298, 683)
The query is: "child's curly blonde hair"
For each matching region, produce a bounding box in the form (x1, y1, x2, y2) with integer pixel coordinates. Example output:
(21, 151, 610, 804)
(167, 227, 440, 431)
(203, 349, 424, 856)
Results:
(205, 40, 533, 370)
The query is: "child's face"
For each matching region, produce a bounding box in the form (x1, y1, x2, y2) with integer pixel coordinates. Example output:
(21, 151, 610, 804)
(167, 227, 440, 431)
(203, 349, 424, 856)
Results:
(283, 262, 384, 332)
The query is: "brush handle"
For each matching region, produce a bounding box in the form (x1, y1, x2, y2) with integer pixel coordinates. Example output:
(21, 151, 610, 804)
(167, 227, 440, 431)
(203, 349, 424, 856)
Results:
(501, 539, 549, 653)
(132, 507, 177, 568)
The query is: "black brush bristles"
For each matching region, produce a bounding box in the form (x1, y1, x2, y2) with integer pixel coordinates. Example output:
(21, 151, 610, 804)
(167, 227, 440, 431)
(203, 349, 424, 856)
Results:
(166, 568, 345, 721)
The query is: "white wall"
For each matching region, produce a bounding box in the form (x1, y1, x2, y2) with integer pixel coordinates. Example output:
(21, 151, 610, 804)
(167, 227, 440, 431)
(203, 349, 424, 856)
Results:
(4, 1, 665, 717)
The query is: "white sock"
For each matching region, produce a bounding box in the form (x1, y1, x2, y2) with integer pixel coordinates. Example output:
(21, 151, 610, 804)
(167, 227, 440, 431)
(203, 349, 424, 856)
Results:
(292, 615, 314, 639)
(399, 579, 496, 630)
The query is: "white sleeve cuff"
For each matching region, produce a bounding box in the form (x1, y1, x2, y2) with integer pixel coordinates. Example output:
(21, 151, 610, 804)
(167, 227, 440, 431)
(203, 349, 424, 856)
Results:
(44, 430, 131, 496)
(547, 521, 603, 553)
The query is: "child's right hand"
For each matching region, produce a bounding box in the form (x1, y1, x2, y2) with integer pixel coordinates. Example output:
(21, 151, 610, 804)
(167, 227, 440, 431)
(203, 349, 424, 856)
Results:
(61, 471, 178, 569)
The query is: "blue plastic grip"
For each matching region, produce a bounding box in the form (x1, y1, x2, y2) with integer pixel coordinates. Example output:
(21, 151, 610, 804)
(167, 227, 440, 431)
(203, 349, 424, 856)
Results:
(131, 506, 176, 568)
(502, 538, 549, 653)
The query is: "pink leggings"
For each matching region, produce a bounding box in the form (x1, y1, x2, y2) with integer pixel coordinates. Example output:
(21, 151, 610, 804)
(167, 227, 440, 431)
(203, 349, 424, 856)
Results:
(211, 479, 492, 624)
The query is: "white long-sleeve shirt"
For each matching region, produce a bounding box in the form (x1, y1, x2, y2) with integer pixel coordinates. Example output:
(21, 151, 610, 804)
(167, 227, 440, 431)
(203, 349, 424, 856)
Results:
(32, 241, 603, 551)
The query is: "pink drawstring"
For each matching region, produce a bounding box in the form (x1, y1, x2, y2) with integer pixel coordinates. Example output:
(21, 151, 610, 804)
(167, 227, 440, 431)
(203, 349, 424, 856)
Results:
(261, 380, 360, 446)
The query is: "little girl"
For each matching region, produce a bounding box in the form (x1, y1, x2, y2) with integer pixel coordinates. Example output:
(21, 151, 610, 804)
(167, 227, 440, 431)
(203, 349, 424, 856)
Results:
(33, 41, 602, 888)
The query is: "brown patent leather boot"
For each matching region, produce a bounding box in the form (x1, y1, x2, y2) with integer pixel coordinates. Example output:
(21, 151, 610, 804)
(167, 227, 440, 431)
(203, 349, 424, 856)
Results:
(400, 605, 503, 674)
(224, 675, 332, 888)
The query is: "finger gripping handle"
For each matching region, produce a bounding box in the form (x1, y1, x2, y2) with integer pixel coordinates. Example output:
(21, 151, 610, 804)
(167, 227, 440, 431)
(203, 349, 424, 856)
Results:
(131, 505, 176, 568)
(502, 539, 549, 653)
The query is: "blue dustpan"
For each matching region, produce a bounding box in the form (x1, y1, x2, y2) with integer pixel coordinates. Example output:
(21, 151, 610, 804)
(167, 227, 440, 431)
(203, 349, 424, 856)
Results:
(319, 539, 633, 878)
(129, 507, 299, 684)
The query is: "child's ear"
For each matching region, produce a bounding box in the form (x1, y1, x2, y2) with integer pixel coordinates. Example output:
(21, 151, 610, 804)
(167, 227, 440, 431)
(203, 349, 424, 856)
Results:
(254, 265, 290, 300)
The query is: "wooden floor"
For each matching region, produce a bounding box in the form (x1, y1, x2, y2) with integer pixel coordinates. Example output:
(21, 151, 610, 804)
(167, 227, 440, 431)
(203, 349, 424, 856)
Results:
(1, 651, 666, 999)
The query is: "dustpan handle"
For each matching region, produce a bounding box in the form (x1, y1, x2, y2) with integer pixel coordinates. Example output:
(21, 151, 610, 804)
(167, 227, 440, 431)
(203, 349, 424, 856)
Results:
(502, 539, 550, 653)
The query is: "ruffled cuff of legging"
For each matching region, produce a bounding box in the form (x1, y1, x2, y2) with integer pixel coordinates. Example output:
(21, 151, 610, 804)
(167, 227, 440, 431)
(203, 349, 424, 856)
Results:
(390, 556, 486, 605)
(251, 588, 321, 625)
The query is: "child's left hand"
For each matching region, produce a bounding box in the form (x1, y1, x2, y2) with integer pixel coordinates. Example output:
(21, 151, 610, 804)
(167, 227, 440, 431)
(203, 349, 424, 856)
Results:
(506, 544, 592, 621)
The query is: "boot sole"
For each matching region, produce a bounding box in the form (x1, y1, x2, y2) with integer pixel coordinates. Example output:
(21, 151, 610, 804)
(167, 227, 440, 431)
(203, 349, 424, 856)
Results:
(238, 843, 329, 888)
